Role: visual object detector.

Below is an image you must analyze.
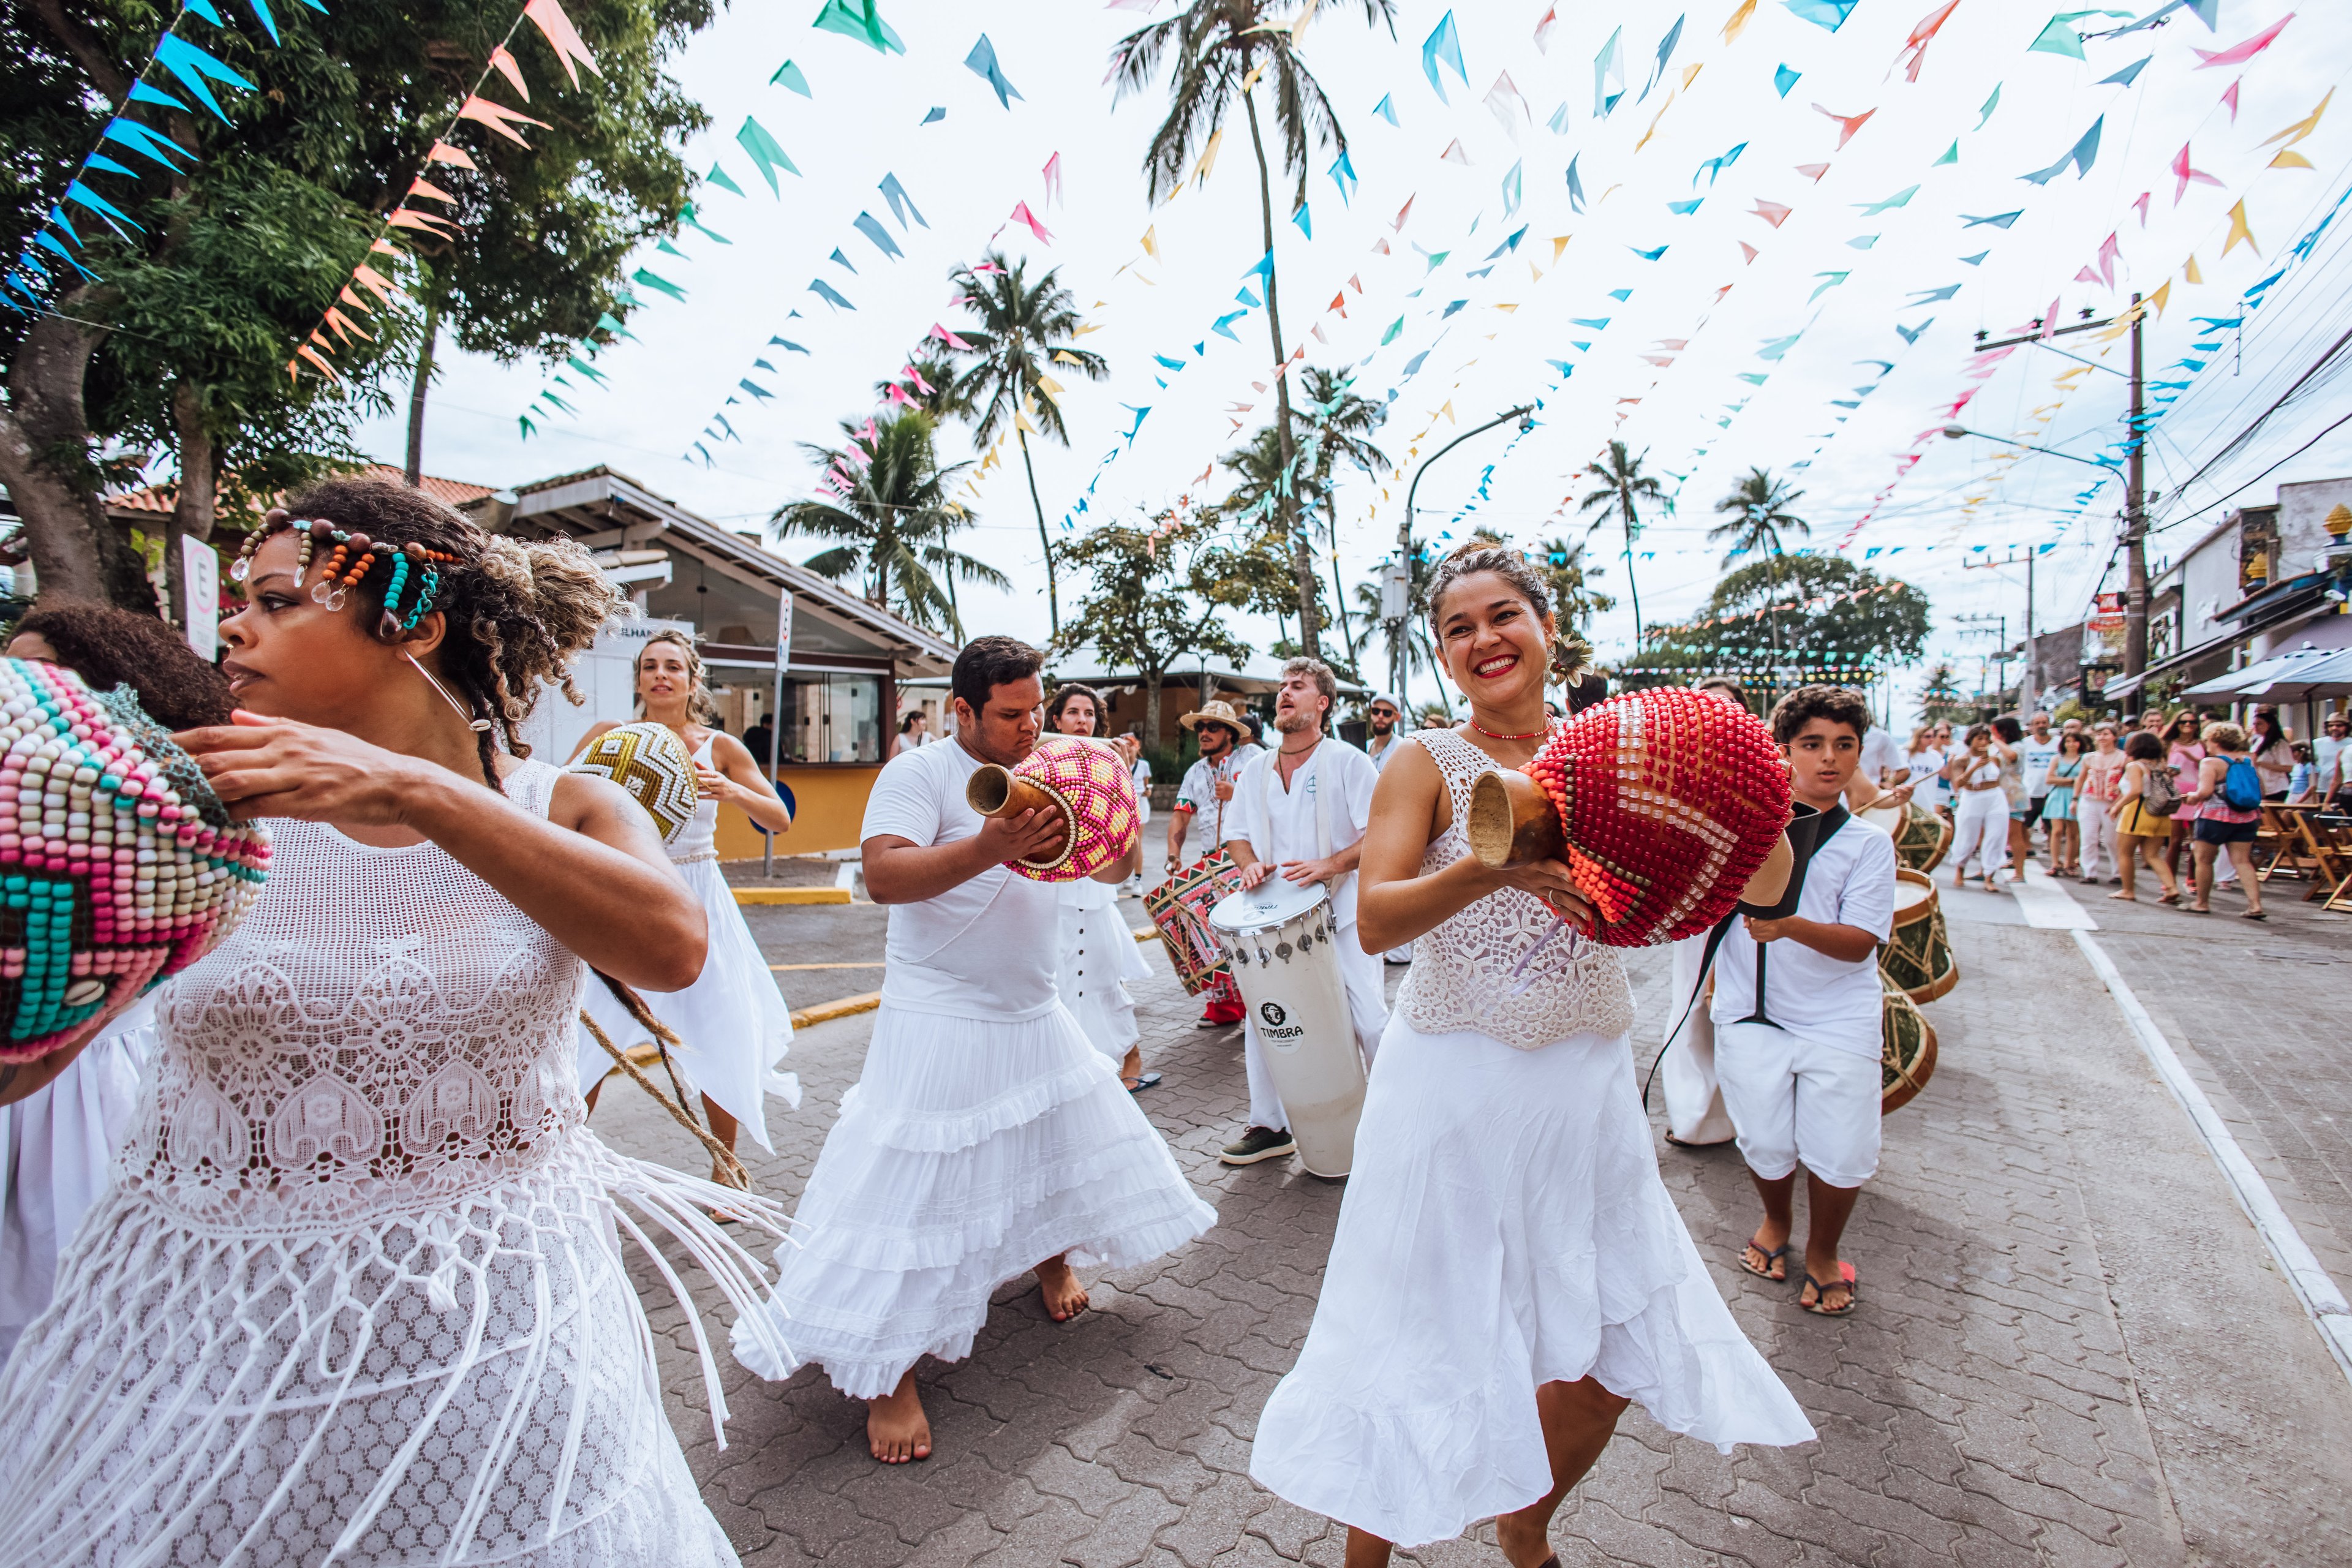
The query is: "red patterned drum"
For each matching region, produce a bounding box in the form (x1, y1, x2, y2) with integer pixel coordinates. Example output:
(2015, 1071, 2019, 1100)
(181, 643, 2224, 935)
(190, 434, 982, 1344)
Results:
(967, 734, 1140, 882)
(1470, 687, 1792, 948)
(1144, 851, 1245, 997)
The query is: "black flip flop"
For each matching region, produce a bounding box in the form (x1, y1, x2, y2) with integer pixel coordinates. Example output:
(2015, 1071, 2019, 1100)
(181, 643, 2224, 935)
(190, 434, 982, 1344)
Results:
(1801, 1263, 1858, 1316)
(1739, 1241, 1791, 1281)
(1124, 1072, 1163, 1093)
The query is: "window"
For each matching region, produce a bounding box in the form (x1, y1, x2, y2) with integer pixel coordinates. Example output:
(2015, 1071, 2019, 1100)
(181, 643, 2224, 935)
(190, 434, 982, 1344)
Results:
(777, 673, 883, 763)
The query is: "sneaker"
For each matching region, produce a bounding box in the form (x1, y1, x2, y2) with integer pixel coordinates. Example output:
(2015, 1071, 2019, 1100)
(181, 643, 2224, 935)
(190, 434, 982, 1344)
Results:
(1219, 1126, 1297, 1166)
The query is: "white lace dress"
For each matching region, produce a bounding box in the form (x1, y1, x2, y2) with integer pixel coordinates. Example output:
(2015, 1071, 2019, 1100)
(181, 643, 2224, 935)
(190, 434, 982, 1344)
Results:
(0, 760, 795, 1568)
(578, 734, 799, 1150)
(1250, 729, 1813, 1550)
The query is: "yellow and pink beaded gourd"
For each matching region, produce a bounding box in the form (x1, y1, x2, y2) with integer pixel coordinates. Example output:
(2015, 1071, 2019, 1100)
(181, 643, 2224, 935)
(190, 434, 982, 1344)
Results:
(0, 658, 270, 1063)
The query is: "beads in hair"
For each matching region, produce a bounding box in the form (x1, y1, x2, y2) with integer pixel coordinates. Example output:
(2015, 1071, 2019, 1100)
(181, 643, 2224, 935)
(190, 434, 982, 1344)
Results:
(232, 516, 458, 630)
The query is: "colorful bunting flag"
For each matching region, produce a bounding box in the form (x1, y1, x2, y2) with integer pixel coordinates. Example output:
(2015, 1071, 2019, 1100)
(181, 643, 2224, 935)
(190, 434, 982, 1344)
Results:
(964, 34, 1022, 108)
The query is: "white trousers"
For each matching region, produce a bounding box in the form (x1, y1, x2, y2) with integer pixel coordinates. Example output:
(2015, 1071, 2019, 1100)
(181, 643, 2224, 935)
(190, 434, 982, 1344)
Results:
(1949, 791, 2010, 880)
(1243, 921, 1387, 1133)
(1715, 1022, 1882, 1189)
(1660, 934, 1735, 1145)
(2080, 802, 2118, 879)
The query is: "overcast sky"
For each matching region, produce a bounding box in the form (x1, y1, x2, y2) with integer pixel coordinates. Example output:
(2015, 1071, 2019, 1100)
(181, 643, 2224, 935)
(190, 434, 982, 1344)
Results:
(360, 0, 2352, 717)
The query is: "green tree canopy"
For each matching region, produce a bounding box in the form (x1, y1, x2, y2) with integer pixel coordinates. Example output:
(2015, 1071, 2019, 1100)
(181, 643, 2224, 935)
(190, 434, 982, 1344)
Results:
(2, 0, 709, 609)
(1637, 554, 1930, 686)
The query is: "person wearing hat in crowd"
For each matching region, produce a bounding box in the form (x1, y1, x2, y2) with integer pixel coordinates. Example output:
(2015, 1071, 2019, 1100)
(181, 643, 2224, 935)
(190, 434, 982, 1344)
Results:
(1362, 694, 1406, 773)
(1169, 700, 1262, 1028)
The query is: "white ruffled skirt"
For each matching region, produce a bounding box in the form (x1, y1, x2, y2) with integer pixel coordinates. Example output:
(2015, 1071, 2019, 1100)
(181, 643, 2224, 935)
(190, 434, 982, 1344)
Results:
(0, 1136, 795, 1568)
(733, 1000, 1216, 1398)
(1250, 1015, 1814, 1549)
(579, 856, 800, 1150)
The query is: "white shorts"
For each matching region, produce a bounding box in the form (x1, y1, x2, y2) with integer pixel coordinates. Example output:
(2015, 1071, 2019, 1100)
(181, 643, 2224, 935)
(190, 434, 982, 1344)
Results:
(1714, 1021, 1882, 1188)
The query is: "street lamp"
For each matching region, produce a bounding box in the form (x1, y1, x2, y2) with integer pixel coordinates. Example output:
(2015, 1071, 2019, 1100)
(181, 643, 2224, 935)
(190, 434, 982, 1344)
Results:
(1939, 424, 2120, 472)
(1388, 404, 1537, 699)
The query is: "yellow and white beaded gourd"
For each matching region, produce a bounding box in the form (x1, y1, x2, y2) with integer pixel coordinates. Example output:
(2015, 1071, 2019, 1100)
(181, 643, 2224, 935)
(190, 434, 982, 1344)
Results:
(567, 721, 701, 845)
(0, 658, 271, 1063)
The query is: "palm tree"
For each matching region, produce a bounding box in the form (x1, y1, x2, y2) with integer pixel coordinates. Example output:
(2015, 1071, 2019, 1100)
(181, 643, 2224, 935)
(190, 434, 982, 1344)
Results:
(772, 409, 1008, 639)
(1709, 466, 1809, 660)
(1110, 0, 1398, 659)
(944, 253, 1108, 635)
(1577, 441, 1665, 646)
(1299, 365, 1389, 666)
(1532, 535, 1616, 636)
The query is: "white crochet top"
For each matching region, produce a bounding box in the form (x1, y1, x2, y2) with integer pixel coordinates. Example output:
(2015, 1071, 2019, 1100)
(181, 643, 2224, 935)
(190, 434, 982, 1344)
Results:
(1395, 729, 1636, 1050)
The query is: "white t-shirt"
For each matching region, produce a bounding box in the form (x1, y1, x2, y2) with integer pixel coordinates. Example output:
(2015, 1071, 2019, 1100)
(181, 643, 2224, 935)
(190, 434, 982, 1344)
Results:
(1712, 814, 1897, 1059)
(1858, 726, 1905, 787)
(1904, 746, 1947, 808)
(1221, 737, 1380, 928)
(2020, 734, 2061, 796)
(2314, 734, 2345, 793)
(861, 738, 1062, 1020)
(1174, 745, 1259, 846)
(1365, 731, 1403, 773)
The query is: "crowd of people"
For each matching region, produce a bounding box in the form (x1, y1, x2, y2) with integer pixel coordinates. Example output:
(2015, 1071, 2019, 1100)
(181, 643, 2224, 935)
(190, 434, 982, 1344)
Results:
(1892, 700, 2343, 919)
(0, 473, 2339, 1566)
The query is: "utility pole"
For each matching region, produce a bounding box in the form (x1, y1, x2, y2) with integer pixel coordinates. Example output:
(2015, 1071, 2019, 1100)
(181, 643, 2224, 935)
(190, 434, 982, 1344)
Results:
(1953, 612, 2011, 712)
(1965, 296, 2147, 713)
(1388, 404, 1535, 699)
(1962, 548, 2038, 712)
(2124, 291, 2149, 714)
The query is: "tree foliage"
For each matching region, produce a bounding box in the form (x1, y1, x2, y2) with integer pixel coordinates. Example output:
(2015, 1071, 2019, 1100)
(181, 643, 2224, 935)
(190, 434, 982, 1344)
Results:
(772, 409, 1003, 639)
(1640, 554, 1931, 677)
(1, 0, 709, 606)
(1708, 467, 1809, 567)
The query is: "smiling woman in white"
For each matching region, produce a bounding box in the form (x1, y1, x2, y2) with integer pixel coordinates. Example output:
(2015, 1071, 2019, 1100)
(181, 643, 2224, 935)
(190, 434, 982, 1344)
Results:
(1216, 658, 1387, 1167)
(1250, 549, 1810, 1568)
(733, 638, 1213, 1466)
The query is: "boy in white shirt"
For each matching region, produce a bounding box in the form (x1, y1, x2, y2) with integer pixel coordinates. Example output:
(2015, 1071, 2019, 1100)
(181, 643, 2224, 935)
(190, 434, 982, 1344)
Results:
(1713, 685, 1897, 1318)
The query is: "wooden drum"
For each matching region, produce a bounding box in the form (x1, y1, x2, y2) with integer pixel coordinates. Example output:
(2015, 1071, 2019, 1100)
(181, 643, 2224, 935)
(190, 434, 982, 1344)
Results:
(1880, 867, 1958, 1004)
(1880, 972, 1939, 1115)
(1861, 797, 1953, 874)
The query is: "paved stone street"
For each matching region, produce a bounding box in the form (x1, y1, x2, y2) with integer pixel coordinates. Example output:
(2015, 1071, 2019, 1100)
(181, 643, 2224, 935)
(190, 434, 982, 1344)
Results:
(591, 880, 2352, 1567)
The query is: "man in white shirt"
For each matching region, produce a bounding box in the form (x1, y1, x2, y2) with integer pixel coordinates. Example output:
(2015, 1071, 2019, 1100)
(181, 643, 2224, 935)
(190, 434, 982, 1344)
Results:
(2316, 712, 2348, 804)
(1858, 715, 1906, 790)
(2019, 710, 2060, 851)
(1218, 658, 1388, 1166)
(742, 636, 1215, 1463)
(1362, 693, 1404, 772)
(1713, 685, 1897, 1318)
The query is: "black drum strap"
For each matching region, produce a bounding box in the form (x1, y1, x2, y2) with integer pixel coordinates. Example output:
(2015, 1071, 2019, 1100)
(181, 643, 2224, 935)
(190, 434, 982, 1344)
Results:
(1641, 804, 1850, 1112)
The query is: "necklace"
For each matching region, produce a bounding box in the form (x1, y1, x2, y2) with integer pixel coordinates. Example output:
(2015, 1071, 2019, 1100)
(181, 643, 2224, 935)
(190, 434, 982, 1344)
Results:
(1469, 716, 1553, 742)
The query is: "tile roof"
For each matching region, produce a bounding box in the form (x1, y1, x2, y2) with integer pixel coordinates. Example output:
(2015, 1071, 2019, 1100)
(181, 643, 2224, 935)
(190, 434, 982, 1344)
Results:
(105, 464, 496, 517)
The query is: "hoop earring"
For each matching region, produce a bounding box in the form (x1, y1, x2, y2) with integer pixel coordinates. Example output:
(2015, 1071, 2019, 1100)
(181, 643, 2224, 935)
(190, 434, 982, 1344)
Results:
(407, 652, 494, 733)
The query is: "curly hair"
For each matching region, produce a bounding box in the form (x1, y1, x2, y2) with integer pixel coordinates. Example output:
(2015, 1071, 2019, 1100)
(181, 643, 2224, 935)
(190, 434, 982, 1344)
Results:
(1769, 684, 1871, 745)
(633, 630, 719, 723)
(260, 475, 624, 788)
(11, 599, 236, 729)
(1427, 544, 1592, 687)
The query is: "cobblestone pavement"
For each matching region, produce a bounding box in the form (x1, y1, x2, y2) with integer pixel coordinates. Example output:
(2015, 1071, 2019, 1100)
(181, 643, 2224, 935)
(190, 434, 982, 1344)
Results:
(591, 889, 2352, 1567)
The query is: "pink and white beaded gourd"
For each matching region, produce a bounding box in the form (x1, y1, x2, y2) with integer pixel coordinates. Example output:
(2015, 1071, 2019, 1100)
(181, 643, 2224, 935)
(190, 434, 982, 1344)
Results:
(0, 658, 270, 1063)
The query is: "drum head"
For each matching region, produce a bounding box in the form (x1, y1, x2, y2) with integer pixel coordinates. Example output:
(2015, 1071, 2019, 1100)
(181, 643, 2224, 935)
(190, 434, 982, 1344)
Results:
(1210, 876, 1331, 933)
(1891, 876, 1936, 916)
(1859, 801, 1906, 835)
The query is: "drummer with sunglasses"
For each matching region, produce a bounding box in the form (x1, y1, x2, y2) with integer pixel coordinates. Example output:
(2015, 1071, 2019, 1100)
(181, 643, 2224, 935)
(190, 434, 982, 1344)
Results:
(1218, 659, 1388, 1167)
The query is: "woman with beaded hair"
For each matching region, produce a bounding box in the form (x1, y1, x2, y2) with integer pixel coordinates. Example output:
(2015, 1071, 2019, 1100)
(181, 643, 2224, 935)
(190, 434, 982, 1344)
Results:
(0, 475, 794, 1566)
(575, 628, 799, 1169)
(1250, 545, 1811, 1568)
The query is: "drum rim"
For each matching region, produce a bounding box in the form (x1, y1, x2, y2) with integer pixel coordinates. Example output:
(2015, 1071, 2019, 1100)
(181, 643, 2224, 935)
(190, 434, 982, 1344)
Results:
(1209, 878, 1334, 934)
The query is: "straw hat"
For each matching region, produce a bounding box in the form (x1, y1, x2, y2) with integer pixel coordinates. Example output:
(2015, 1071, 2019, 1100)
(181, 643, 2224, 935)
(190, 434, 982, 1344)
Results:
(1180, 699, 1250, 739)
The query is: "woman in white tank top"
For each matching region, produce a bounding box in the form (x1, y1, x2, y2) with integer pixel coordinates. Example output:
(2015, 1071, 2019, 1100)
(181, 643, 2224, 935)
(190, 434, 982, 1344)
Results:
(0, 477, 792, 1567)
(1250, 548, 1811, 1567)
(575, 632, 799, 1164)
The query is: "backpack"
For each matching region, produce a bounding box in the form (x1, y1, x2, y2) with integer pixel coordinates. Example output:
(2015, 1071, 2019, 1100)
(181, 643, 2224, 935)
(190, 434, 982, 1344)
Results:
(2221, 755, 2265, 812)
(2139, 762, 2181, 818)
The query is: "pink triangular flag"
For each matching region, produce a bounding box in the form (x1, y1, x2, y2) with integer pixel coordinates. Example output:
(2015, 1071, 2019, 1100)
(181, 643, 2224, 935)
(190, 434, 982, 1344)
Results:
(2194, 15, 2292, 71)
(407, 176, 458, 204)
(1812, 103, 1876, 148)
(929, 322, 973, 350)
(1009, 200, 1054, 243)
(457, 95, 550, 146)
(1795, 162, 1830, 183)
(489, 45, 530, 102)
(2094, 232, 2121, 288)
(2171, 143, 2222, 204)
(426, 140, 477, 170)
(1042, 152, 1063, 208)
(1751, 200, 1792, 228)
(523, 0, 603, 88)
(2131, 191, 2150, 226)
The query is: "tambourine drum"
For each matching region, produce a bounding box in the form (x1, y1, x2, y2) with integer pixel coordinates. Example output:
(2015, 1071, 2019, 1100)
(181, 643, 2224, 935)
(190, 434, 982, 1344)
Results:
(568, 720, 699, 845)
(1144, 851, 1244, 997)
(1862, 797, 1952, 873)
(0, 662, 271, 1063)
(1210, 878, 1365, 1177)
(968, 735, 1139, 882)
(1466, 687, 1792, 947)
(1881, 867, 1958, 1004)
(1881, 973, 1939, 1114)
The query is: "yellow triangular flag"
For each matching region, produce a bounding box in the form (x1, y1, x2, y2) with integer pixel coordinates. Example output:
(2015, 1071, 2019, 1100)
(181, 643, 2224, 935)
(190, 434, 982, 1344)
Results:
(2184, 253, 2203, 284)
(2222, 200, 2256, 257)
(1240, 65, 1264, 91)
(2147, 279, 2171, 317)
(1036, 375, 1065, 400)
(1681, 62, 1703, 89)
(1548, 235, 1573, 264)
(1192, 129, 1224, 184)
(1438, 401, 1457, 424)
(1072, 322, 1102, 334)
(2260, 88, 2332, 150)
(1634, 93, 1674, 153)
(1722, 0, 1758, 43)
(2269, 150, 2315, 170)
(1014, 412, 1037, 434)
(1054, 350, 1084, 364)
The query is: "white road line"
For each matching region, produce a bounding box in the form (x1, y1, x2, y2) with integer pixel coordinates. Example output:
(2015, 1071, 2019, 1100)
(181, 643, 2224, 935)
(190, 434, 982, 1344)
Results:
(2071, 927, 2352, 1387)
(2011, 862, 2098, 929)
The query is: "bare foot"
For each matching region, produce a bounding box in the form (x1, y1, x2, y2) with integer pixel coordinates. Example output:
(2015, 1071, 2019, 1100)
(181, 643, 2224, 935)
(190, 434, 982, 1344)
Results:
(1036, 1254, 1090, 1322)
(867, 1370, 932, 1463)
(2106, 889, 2135, 901)
(1495, 1509, 1556, 1568)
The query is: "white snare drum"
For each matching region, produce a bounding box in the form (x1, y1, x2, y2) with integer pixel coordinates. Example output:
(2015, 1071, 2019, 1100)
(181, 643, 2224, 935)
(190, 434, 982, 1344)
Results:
(1209, 878, 1366, 1177)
